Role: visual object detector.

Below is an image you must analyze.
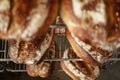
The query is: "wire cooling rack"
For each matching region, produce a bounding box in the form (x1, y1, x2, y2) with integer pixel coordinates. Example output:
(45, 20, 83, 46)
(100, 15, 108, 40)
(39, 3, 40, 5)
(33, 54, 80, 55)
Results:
(0, 25, 120, 72)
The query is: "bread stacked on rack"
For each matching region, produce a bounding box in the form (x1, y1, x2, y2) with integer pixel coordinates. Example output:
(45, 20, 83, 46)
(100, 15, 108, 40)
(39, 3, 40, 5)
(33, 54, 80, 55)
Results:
(26, 41, 56, 78)
(8, 28, 56, 78)
(66, 30, 109, 66)
(0, 0, 120, 79)
(0, 0, 58, 41)
(8, 28, 55, 64)
(60, 0, 120, 79)
(60, 0, 120, 65)
(4, 0, 58, 78)
(61, 48, 100, 80)
(60, 0, 120, 52)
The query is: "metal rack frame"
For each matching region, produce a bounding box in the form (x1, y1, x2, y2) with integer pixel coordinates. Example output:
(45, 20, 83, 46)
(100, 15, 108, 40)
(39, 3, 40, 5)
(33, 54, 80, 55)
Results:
(0, 25, 120, 72)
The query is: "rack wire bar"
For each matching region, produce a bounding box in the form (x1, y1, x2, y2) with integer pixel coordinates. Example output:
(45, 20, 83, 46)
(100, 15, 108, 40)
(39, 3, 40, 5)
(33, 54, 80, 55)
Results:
(6, 69, 26, 72)
(108, 58, 120, 61)
(43, 58, 120, 61)
(50, 25, 66, 28)
(0, 50, 5, 52)
(6, 63, 26, 72)
(0, 59, 12, 61)
(44, 58, 83, 61)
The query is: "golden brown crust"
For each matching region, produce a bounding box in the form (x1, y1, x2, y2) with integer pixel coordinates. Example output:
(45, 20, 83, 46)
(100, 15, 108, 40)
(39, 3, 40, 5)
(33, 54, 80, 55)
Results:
(60, 0, 81, 26)
(60, 0, 93, 42)
(8, 0, 36, 39)
(66, 30, 100, 66)
(60, 0, 104, 50)
(9, 0, 49, 40)
(33, 0, 59, 41)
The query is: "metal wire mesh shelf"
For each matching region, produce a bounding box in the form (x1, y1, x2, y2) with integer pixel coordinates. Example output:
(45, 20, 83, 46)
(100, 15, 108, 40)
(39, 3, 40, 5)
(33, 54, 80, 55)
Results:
(0, 25, 120, 72)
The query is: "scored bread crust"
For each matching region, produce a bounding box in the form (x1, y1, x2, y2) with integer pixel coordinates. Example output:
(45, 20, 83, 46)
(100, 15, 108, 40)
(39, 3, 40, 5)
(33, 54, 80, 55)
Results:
(64, 48, 94, 78)
(26, 41, 56, 78)
(66, 30, 100, 66)
(8, 28, 55, 64)
(0, 0, 58, 41)
(31, 0, 59, 41)
(60, 0, 120, 52)
(8, 33, 46, 64)
(60, 48, 100, 80)
(66, 30, 109, 66)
